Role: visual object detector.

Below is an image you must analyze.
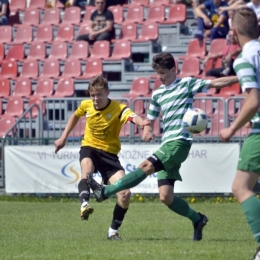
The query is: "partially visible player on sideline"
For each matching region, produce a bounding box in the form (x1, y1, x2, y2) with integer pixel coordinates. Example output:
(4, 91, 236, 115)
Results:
(87, 52, 238, 241)
(54, 75, 150, 240)
(219, 7, 260, 260)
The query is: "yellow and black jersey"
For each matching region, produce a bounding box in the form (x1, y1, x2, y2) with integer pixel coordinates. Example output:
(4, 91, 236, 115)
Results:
(75, 99, 137, 154)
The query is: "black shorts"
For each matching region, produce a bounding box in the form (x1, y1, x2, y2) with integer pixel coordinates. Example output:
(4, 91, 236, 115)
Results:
(79, 146, 124, 184)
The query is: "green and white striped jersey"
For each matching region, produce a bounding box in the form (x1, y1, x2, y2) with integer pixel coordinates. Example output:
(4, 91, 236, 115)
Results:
(233, 40, 260, 133)
(147, 77, 211, 145)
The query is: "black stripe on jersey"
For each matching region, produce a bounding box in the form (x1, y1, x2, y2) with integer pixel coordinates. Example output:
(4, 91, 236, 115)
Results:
(118, 106, 129, 120)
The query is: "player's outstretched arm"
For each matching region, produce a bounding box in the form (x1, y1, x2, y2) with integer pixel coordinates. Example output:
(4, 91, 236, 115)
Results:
(142, 120, 155, 142)
(208, 76, 238, 89)
(54, 112, 80, 154)
(132, 116, 151, 129)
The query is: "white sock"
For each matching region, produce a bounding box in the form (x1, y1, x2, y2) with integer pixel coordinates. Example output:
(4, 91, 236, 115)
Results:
(81, 201, 89, 208)
(108, 227, 118, 237)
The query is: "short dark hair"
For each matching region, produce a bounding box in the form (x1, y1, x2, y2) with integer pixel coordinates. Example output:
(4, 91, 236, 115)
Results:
(152, 52, 175, 70)
(88, 75, 109, 92)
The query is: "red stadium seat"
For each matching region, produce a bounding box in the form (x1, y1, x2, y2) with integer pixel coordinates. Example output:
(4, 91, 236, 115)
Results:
(207, 38, 227, 56)
(124, 5, 144, 24)
(218, 83, 241, 97)
(55, 24, 74, 42)
(28, 0, 46, 9)
(25, 97, 46, 119)
(77, 24, 90, 39)
(12, 25, 32, 44)
(53, 78, 75, 97)
(108, 5, 123, 24)
(0, 99, 2, 116)
(197, 59, 215, 79)
(33, 24, 53, 43)
(0, 60, 18, 78)
(76, 59, 103, 79)
(178, 39, 206, 60)
(81, 6, 96, 25)
(119, 122, 130, 137)
(69, 116, 86, 138)
(152, 0, 171, 5)
(146, 5, 165, 23)
(33, 78, 54, 97)
(10, 0, 26, 12)
(0, 43, 4, 60)
(0, 26, 12, 44)
(48, 41, 67, 60)
(177, 58, 200, 77)
(122, 77, 150, 98)
(132, 22, 158, 42)
(12, 78, 32, 97)
(0, 116, 17, 137)
(161, 4, 186, 24)
(62, 6, 81, 25)
(22, 8, 40, 25)
(117, 22, 137, 41)
(20, 60, 39, 78)
(68, 41, 89, 60)
(104, 40, 131, 61)
(41, 8, 61, 25)
(4, 97, 24, 117)
(61, 59, 81, 78)
(206, 116, 225, 136)
(40, 60, 60, 78)
(27, 42, 46, 60)
(90, 40, 110, 59)
(0, 78, 11, 98)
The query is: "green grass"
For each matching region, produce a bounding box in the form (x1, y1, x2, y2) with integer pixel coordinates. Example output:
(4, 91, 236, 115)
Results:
(0, 200, 257, 260)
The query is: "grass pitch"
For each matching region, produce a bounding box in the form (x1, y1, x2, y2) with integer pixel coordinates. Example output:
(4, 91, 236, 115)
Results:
(0, 199, 256, 260)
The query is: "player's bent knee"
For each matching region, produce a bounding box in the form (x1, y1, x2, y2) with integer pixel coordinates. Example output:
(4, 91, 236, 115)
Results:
(117, 189, 131, 202)
(159, 194, 173, 205)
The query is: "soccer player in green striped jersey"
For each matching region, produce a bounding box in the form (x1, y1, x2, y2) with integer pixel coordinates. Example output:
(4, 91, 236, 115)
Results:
(88, 52, 238, 241)
(219, 7, 260, 260)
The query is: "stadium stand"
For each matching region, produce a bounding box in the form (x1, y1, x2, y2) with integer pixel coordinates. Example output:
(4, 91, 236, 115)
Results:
(41, 8, 61, 25)
(0, 78, 11, 98)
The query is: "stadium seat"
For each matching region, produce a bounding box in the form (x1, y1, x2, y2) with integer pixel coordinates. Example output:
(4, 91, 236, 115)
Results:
(60, 59, 81, 77)
(0, 78, 11, 98)
(207, 38, 227, 56)
(146, 5, 165, 23)
(62, 6, 81, 25)
(218, 83, 241, 97)
(122, 77, 150, 98)
(108, 5, 123, 24)
(104, 40, 131, 61)
(27, 42, 46, 60)
(55, 24, 74, 42)
(40, 59, 60, 78)
(160, 4, 186, 24)
(33, 78, 54, 97)
(152, 0, 171, 5)
(119, 122, 130, 137)
(77, 24, 90, 39)
(127, 0, 149, 5)
(81, 6, 96, 25)
(0, 26, 12, 44)
(11, 25, 33, 44)
(4, 97, 24, 117)
(12, 78, 32, 97)
(117, 22, 137, 41)
(0, 116, 17, 137)
(132, 22, 158, 42)
(124, 5, 144, 24)
(22, 8, 40, 25)
(53, 78, 75, 97)
(25, 97, 45, 119)
(207, 116, 225, 136)
(76, 59, 103, 79)
(68, 41, 89, 60)
(178, 39, 207, 60)
(41, 8, 61, 25)
(10, 0, 26, 12)
(69, 116, 86, 138)
(0, 99, 2, 116)
(20, 60, 39, 78)
(90, 40, 110, 59)
(0, 60, 18, 78)
(33, 24, 53, 43)
(177, 58, 200, 77)
(28, 0, 46, 9)
(48, 41, 67, 60)
(196, 59, 215, 79)
(0, 43, 4, 60)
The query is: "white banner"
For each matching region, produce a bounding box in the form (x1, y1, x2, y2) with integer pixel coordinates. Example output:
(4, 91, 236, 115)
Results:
(5, 144, 239, 193)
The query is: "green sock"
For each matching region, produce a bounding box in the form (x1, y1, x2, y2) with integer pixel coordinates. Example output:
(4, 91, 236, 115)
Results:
(241, 195, 260, 244)
(168, 196, 201, 223)
(104, 168, 147, 197)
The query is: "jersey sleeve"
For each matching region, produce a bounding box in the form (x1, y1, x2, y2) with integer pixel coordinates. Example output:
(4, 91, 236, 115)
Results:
(234, 56, 258, 92)
(188, 77, 211, 95)
(75, 100, 88, 118)
(119, 104, 137, 124)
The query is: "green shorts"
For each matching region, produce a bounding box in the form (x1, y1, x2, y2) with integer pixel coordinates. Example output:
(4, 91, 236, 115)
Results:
(237, 134, 260, 174)
(154, 139, 191, 181)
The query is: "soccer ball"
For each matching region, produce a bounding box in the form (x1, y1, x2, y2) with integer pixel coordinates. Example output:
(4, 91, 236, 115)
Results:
(183, 108, 208, 134)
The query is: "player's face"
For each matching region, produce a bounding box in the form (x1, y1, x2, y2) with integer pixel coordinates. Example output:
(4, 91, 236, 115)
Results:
(89, 88, 110, 109)
(156, 68, 176, 86)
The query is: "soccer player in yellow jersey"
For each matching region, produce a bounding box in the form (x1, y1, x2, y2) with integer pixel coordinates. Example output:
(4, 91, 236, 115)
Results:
(54, 75, 150, 240)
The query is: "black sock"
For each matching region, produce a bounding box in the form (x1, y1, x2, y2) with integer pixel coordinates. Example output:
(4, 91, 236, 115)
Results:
(78, 179, 90, 204)
(111, 203, 128, 230)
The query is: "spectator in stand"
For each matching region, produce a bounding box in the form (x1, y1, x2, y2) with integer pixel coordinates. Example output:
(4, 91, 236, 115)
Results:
(46, 0, 88, 8)
(204, 29, 241, 77)
(0, 0, 9, 26)
(76, 0, 115, 45)
(194, 0, 229, 42)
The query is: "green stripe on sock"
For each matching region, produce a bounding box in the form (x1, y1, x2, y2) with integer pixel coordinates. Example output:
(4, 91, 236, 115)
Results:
(104, 168, 147, 197)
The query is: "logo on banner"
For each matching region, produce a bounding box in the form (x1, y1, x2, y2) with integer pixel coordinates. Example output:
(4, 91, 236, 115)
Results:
(61, 160, 80, 184)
